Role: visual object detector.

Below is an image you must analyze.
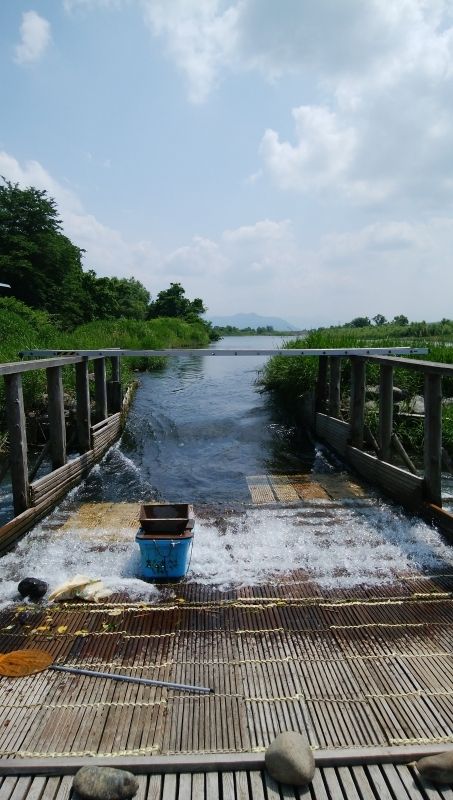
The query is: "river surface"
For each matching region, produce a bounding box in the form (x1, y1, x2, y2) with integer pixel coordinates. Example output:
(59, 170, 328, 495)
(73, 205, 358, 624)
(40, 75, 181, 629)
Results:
(2, 335, 453, 604)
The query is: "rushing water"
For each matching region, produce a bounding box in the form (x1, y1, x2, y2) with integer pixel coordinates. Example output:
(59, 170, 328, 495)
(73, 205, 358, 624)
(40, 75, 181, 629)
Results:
(2, 335, 453, 604)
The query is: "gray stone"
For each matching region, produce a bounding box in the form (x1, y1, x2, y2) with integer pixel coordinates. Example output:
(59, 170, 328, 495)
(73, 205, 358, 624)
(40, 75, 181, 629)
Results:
(265, 731, 315, 786)
(73, 766, 139, 800)
(411, 395, 425, 414)
(416, 751, 453, 784)
(17, 577, 48, 601)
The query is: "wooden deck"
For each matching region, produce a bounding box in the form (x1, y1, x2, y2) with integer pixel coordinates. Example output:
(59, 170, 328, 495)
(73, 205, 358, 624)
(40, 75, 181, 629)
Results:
(0, 762, 452, 800)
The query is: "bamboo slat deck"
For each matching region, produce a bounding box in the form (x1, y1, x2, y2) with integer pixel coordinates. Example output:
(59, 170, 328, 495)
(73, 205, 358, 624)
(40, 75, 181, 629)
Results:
(0, 763, 451, 800)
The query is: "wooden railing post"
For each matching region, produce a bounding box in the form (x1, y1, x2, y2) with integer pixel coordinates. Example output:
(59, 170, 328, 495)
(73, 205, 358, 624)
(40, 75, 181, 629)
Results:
(349, 357, 366, 448)
(315, 356, 329, 412)
(76, 359, 91, 453)
(424, 372, 442, 506)
(94, 357, 108, 422)
(4, 373, 29, 514)
(328, 357, 341, 418)
(46, 366, 67, 468)
(107, 356, 122, 413)
(378, 365, 393, 461)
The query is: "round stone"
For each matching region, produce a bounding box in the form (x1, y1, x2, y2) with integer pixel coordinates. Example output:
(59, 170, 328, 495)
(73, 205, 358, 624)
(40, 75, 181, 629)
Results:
(416, 752, 453, 784)
(73, 766, 139, 800)
(265, 731, 315, 786)
(17, 578, 48, 601)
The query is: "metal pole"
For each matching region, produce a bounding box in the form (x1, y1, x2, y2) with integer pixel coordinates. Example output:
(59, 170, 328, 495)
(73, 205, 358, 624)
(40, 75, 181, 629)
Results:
(50, 664, 213, 694)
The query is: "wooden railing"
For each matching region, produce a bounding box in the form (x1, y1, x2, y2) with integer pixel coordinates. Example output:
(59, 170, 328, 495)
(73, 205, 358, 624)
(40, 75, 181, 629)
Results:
(313, 353, 453, 531)
(0, 354, 125, 553)
(0, 345, 431, 552)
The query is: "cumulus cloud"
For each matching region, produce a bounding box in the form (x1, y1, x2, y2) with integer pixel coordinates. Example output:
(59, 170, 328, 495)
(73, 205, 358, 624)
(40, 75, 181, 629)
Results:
(14, 11, 51, 65)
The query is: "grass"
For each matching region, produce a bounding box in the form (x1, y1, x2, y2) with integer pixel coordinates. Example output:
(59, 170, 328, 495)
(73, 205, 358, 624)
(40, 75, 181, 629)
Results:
(0, 298, 212, 419)
(261, 327, 453, 460)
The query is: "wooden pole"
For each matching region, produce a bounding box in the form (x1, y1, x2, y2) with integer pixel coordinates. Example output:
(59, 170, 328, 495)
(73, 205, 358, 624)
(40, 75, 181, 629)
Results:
(378, 364, 393, 461)
(328, 357, 341, 418)
(315, 356, 328, 412)
(349, 357, 366, 449)
(75, 360, 91, 453)
(4, 373, 29, 514)
(46, 366, 67, 468)
(107, 356, 122, 413)
(94, 357, 108, 422)
(424, 372, 442, 506)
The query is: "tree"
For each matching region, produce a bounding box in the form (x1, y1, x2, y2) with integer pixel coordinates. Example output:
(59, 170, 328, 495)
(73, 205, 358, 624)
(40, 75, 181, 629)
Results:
(372, 314, 387, 326)
(0, 179, 86, 326)
(392, 314, 409, 326)
(348, 316, 371, 328)
(148, 283, 206, 320)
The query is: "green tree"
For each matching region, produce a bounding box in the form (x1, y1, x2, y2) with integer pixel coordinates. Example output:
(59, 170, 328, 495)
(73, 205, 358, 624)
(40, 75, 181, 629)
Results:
(0, 179, 86, 327)
(392, 314, 409, 326)
(348, 316, 371, 328)
(148, 282, 206, 320)
(372, 314, 387, 326)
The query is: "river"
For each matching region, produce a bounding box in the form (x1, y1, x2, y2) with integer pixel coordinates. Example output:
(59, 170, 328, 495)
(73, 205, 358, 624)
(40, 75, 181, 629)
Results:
(1, 335, 453, 604)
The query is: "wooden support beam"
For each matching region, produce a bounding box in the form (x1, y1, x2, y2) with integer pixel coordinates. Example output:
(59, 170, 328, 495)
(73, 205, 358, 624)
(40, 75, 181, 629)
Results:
(46, 366, 66, 468)
(94, 357, 108, 422)
(4, 373, 29, 515)
(107, 355, 122, 413)
(315, 355, 329, 412)
(349, 357, 366, 449)
(424, 372, 442, 506)
(75, 360, 91, 453)
(328, 357, 341, 418)
(378, 364, 393, 461)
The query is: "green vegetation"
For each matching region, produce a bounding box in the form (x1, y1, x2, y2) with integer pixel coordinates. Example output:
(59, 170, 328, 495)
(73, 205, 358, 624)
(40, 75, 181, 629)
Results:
(261, 323, 453, 461)
(212, 324, 293, 336)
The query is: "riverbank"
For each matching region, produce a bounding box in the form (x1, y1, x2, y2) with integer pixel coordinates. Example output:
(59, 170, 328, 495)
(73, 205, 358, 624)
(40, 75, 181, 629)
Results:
(261, 328, 453, 461)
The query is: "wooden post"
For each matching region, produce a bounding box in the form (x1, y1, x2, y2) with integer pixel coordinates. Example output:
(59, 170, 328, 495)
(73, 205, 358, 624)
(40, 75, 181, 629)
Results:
(107, 356, 122, 413)
(315, 356, 329, 412)
(4, 373, 29, 514)
(46, 366, 67, 468)
(328, 357, 341, 418)
(378, 365, 393, 461)
(349, 357, 366, 449)
(424, 372, 442, 506)
(94, 357, 108, 422)
(76, 359, 91, 453)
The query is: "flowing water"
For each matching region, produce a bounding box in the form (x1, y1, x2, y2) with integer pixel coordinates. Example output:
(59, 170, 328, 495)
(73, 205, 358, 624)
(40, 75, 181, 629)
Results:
(2, 335, 453, 605)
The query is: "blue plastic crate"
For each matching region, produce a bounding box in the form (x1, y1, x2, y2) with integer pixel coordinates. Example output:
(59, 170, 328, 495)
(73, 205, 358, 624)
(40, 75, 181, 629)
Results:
(136, 531, 193, 580)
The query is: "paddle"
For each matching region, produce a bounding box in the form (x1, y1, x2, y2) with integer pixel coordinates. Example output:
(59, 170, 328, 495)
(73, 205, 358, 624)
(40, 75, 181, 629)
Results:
(0, 650, 213, 694)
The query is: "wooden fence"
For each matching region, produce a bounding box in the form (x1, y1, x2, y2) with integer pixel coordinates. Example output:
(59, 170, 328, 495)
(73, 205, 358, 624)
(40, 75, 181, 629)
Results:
(312, 353, 453, 534)
(0, 354, 125, 553)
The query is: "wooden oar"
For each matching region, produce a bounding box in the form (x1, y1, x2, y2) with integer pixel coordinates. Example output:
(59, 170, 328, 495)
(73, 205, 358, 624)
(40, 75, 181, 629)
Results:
(0, 650, 213, 694)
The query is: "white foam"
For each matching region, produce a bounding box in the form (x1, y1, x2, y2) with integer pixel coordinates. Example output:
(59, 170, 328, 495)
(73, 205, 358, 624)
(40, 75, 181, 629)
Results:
(189, 502, 453, 590)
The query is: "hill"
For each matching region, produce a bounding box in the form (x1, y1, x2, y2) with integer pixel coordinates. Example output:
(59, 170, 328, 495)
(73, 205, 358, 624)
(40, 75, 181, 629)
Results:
(207, 313, 295, 331)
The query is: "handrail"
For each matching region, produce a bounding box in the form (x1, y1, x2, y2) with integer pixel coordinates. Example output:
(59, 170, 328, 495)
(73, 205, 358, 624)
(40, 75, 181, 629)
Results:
(20, 346, 428, 359)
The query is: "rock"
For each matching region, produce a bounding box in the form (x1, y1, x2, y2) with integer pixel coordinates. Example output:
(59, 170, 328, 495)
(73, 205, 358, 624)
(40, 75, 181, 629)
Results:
(73, 766, 139, 800)
(416, 751, 453, 784)
(17, 577, 48, 601)
(411, 395, 425, 414)
(265, 731, 315, 786)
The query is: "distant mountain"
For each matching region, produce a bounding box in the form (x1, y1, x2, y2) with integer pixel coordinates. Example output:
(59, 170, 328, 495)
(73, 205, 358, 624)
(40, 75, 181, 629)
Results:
(207, 313, 296, 331)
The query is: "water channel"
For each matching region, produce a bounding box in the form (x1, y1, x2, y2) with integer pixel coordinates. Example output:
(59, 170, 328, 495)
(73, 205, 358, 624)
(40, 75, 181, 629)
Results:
(2, 335, 453, 605)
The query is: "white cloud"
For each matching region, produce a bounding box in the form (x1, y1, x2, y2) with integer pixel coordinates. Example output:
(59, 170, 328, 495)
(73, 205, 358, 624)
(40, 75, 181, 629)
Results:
(14, 11, 51, 65)
(260, 106, 357, 192)
(142, 0, 240, 103)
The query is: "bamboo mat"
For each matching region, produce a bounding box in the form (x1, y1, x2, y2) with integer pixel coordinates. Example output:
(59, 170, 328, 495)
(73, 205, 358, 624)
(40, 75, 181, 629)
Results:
(1, 571, 453, 759)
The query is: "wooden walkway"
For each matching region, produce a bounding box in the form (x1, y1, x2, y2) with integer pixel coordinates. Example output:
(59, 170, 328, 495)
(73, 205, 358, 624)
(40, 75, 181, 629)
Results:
(0, 762, 452, 800)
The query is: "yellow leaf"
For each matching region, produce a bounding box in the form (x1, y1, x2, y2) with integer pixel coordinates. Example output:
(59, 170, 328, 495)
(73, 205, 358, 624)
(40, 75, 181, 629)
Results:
(74, 630, 89, 637)
(30, 626, 49, 634)
(57, 626, 68, 634)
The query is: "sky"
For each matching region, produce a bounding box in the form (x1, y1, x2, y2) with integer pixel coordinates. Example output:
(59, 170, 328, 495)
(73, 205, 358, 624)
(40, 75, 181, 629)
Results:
(1, 1, 453, 327)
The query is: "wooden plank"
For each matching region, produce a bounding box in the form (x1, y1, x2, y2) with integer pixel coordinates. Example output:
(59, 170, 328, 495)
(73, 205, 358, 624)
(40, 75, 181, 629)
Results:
(46, 366, 67, 469)
(94, 358, 107, 423)
(347, 446, 424, 506)
(328, 357, 342, 418)
(315, 413, 349, 457)
(75, 360, 91, 453)
(0, 357, 85, 376)
(4, 373, 29, 515)
(349, 357, 366, 448)
(378, 365, 393, 462)
(366, 354, 453, 376)
(424, 373, 442, 506)
(316, 356, 329, 412)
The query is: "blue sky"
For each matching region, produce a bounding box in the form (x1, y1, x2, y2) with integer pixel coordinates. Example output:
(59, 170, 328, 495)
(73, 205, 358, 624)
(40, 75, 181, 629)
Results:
(1, 1, 453, 326)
